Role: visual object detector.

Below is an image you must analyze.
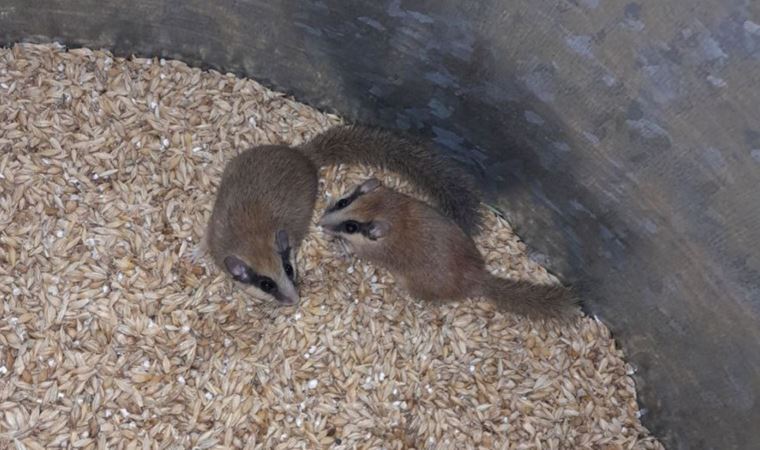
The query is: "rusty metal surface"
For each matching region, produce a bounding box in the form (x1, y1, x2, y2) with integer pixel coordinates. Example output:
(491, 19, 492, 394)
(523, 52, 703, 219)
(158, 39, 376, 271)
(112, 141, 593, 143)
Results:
(2, 1, 759, 448)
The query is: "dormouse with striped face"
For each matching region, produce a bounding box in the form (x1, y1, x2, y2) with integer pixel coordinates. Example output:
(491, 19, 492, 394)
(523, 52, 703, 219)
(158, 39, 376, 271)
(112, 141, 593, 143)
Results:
(319, 178, 578, 319)
(206, 145, 313, 305)
(205, 125, 483, 306)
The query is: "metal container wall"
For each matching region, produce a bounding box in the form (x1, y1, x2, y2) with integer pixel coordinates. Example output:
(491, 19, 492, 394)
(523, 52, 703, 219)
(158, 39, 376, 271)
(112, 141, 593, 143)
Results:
(3, 1, 759, 448)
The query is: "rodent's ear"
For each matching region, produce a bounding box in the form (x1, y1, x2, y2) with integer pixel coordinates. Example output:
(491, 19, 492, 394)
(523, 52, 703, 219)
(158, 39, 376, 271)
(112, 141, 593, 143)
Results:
(275, 229, 290, 253)
(367, 220, 390, 240)
(224, 256, 252, 283)
(358, 178, 381, 194)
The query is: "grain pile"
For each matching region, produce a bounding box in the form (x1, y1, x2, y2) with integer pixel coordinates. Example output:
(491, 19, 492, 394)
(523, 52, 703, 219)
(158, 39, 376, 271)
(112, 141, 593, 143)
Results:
(0, 43, 664, 449)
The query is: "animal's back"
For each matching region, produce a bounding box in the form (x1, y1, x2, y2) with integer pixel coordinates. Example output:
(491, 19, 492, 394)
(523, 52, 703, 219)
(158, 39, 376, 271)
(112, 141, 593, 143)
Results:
(208, 146, 318, 265)
(378, 192, 485, 301)
(302, 125, 483, 235)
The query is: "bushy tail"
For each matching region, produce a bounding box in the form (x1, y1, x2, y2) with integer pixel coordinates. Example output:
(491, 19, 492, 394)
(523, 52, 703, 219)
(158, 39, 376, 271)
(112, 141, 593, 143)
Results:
(301, 125, 482, 235)
(483, 275, 579, 319)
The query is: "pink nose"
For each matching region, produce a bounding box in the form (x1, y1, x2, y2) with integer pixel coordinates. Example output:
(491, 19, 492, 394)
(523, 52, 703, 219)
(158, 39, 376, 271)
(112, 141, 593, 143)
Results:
(278, 294, 299, 305)
(275, 281, 300, 306)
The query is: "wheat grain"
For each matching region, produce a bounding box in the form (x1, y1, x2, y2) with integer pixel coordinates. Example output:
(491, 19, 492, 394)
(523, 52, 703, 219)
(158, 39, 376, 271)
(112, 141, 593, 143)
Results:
(0, 43, 664, 450)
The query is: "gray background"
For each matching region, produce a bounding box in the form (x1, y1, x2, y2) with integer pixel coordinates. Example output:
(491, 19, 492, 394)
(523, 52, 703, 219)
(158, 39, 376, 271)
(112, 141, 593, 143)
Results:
(2, 0, 759, 448)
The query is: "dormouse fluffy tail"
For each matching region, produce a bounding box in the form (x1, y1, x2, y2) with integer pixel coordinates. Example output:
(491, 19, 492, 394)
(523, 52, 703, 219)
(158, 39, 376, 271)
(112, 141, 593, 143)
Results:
(483, 275, 579, 319)
(301, 125, 482, 235)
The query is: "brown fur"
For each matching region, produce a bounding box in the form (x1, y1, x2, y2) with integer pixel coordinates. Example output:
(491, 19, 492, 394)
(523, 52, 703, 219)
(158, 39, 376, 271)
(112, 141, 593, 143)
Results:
(302, 125, 482, 235)
(207, 125, 482, 304)
(207, 146, 317, 302)
(318, 179, 578, 319)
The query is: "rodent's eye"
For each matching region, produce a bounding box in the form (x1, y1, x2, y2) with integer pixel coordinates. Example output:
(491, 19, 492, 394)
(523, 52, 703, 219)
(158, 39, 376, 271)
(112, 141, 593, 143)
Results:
(284, 263, 294, 278)
(336, 198, 349, 209)
(343, 221, 359, 234)
(259, 278, 276, 293)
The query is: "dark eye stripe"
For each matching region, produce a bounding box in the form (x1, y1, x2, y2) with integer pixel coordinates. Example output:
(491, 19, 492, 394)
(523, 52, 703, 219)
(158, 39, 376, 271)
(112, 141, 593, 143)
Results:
(283, 260, 294, 279)
(337, 220, 373, 236)
(237, 266, 279, 293)
(259, 278, 276, 293)
(343, 221, 359, 233)
(327, 189, 362, 213)
(279, 246, 295, 281)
